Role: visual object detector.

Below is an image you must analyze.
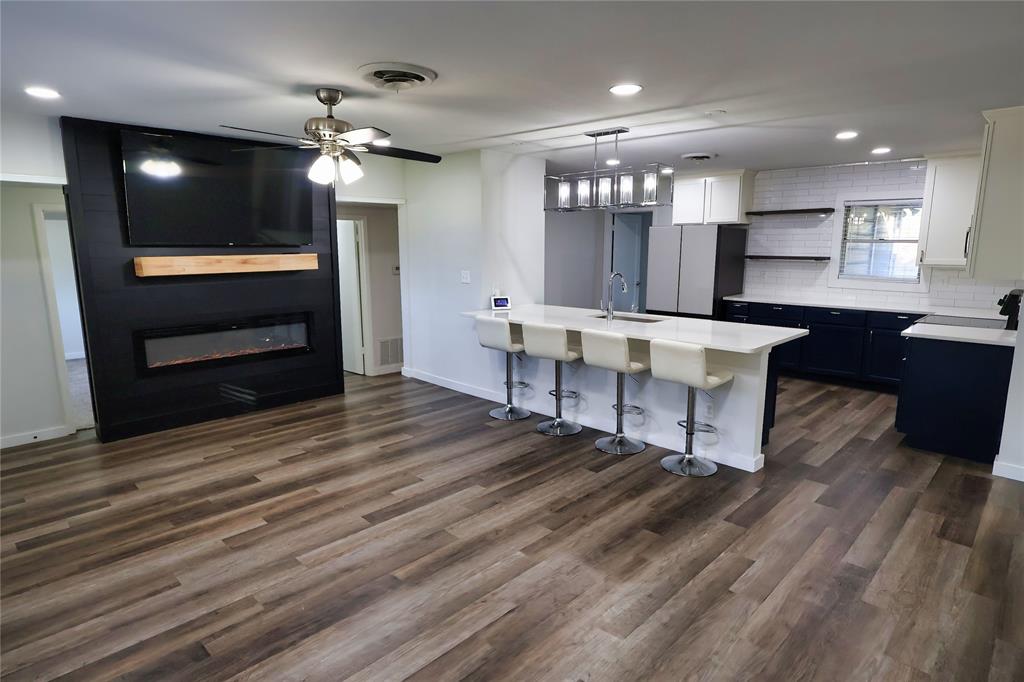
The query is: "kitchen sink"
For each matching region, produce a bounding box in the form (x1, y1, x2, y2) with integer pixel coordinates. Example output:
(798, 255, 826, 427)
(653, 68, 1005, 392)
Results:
(590, 313, 665, 324)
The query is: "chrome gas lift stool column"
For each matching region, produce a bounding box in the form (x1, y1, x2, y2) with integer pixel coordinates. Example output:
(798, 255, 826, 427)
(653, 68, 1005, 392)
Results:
(475, 316, 531, 421)
(649, 338, 734, 477)
(521, 322, 583, 437)
(580, 329, 650, 455)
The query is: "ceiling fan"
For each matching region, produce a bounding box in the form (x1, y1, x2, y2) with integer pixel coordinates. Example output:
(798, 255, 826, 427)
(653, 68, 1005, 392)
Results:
(221, 87, 441, 186)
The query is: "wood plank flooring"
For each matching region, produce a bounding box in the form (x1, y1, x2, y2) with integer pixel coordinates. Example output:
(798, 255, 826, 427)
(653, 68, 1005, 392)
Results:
(2, 373, 1021, 681)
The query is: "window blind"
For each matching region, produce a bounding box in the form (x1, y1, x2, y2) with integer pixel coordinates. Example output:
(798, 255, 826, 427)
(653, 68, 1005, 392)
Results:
(838, 199, 923, 283)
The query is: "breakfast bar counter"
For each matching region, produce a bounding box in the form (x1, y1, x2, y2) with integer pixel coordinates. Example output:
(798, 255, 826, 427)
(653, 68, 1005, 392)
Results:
(463, 304, 807, 472)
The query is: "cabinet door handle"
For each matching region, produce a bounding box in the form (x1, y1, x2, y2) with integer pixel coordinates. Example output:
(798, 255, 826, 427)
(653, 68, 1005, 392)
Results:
(897, 315, 909, 319)
(963, 228, 971, 257)
(830, 311, 841, 315)
(919, 249, 925, 264)
(772, 306, 783, 311)
(869, 330, 874, 338)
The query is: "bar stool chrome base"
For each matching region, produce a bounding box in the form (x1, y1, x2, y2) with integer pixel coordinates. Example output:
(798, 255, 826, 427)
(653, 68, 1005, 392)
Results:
(489, 404, 531, 421)
(661, 453, 718, 477)
(537, 417, 583, 437)
(596, 433, 646, 456)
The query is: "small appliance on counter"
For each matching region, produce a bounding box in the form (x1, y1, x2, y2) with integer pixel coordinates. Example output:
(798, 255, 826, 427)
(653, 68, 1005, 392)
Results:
(998, 288, 1021, 330)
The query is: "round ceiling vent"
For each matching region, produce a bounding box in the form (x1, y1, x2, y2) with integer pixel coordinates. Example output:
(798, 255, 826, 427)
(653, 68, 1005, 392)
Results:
(359, 62, 437, 92)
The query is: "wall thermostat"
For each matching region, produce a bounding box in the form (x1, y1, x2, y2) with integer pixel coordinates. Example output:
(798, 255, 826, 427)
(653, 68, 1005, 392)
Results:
(490, 295, 511, 310)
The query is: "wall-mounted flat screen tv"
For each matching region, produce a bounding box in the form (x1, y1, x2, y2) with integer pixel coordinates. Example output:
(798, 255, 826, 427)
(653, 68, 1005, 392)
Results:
(121, 129, 314, 246)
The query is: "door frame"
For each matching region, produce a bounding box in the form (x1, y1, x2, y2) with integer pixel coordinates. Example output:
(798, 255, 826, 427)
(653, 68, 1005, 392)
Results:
(335, 214, 373, 374)
(31, 202, 92, 430)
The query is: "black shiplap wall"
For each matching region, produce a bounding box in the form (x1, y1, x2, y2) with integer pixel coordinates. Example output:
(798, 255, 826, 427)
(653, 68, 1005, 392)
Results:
(60, 117, 343, 441)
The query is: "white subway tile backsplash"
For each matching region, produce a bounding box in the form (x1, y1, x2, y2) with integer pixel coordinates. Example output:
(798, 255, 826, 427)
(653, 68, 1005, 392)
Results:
(743, 160, 1022, 311)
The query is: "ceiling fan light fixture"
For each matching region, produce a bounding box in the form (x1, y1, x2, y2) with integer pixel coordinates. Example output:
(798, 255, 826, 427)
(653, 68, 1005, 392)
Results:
(372, 139, 392, 147)
(337, 154, 364, 185)
(307, 154, 336, 185)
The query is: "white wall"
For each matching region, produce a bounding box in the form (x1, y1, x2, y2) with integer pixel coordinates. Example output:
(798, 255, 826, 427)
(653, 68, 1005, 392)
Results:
(743, 161, 1024, 311)
(0, 111, 65, 182)
(544, 210, 605, 309)
(44, 215, 85, 360)
(335, 154, 406, 204)
(400, 149, 545, 400)
(1, 182, 74, 447)
(994, 330, 1024, 480)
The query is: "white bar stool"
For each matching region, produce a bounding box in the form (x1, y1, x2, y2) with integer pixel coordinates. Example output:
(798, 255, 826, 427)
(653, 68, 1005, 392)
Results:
(522, 322, 583, 437)
(580, 329, 650, 455)
(475, 316, 531, 421)
(649, 338, 734, 477)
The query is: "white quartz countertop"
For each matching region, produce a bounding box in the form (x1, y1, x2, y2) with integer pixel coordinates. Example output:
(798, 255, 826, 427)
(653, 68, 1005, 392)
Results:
(902, 323, 1017, 347)
(722, 293, 1005, 320)
(463, 304, 807, 354)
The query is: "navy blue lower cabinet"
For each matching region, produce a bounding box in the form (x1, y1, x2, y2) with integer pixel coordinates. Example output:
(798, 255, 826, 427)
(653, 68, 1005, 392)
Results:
(800, 323, 864, 378)
(896, 338, 1013, 463)
(862, 328, 906, 385)
(750, 317, 802, 369)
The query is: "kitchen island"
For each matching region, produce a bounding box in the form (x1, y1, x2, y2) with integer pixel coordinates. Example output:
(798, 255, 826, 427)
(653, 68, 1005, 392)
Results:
(464, 304, 807, 472)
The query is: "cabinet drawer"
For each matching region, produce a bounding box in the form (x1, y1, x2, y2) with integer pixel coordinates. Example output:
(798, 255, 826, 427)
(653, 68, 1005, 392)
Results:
(749, 302, 804, 321)
(803, 306, 866, 326)
(724, 301, 749, 316)
(866, 311, 922, 330)
(725, 314, 748, 324)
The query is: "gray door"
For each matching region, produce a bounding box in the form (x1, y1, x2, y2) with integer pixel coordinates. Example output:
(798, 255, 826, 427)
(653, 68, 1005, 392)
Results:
(644, 225, 681, 313)
(611, 213, 645, 311)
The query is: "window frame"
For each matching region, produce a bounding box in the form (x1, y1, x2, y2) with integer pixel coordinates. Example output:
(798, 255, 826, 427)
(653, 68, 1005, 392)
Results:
(828, 189, 930, 293)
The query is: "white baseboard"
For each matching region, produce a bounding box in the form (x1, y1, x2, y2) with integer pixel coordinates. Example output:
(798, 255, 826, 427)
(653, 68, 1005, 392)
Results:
(1, 424, 75, 450)
(992, 457, 1024, 483)
(65, 351, 86, 361)
(364, 363, 403, 377)
(401, 367, 504, 404)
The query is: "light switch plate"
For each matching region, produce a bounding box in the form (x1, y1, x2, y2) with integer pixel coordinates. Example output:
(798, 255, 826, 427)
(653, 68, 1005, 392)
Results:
(460, 270, 471, 284)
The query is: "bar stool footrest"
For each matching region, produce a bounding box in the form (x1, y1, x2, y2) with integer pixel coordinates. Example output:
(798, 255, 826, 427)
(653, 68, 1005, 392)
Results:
(549, 389, 579, 399)
(614, 403, 644, 416)
(677, 419, 716, 434)
(504, 381, 530, 389)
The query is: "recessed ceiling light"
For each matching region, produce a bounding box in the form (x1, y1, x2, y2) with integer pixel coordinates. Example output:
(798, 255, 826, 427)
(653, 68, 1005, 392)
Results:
(605, 158, 621, 167)
(871, 146, 892, 155)
(835, 130, 859, 140)
(25, 85, 60, 99)
(661, 167, 674, 175)
(372, 139, 392, 147)
(609, 83, 642, 96)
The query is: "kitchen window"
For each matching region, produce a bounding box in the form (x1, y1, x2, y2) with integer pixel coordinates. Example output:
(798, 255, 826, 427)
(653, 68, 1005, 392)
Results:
(829, 192, 929, 292)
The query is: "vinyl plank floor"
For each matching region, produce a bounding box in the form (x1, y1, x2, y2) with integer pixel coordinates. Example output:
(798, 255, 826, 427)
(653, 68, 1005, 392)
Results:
(1, 373, 1020, 681)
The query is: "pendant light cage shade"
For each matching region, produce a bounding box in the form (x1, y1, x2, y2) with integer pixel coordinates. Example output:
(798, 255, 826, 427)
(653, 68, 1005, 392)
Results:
(544, 163, 673, 211)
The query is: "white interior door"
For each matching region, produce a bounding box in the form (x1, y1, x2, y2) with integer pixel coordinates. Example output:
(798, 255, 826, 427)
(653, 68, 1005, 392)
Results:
(337, 219, 365, 374)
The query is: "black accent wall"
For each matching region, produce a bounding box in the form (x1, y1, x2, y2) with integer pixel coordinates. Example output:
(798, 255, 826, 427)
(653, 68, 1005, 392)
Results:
(60, 117, 343, 441)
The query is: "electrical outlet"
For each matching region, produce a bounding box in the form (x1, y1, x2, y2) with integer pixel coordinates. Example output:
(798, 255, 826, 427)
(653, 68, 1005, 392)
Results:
(460, 270, 471, 284)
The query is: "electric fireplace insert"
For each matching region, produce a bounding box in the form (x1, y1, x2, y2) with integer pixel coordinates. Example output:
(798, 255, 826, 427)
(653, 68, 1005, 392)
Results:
(135, 313, 313, 374)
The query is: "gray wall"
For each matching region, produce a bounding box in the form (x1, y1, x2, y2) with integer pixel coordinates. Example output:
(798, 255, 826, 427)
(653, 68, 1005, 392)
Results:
(544, 210, 605, 309)
(1, 182, 72, 447)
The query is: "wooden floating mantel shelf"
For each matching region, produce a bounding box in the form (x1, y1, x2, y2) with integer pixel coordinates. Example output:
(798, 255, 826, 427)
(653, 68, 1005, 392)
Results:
(133, 253, 319, 278)
(746, 208, 835, 216)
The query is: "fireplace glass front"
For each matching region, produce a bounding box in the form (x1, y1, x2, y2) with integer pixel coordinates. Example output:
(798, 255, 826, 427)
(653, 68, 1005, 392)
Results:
(138, 314, 311, 372)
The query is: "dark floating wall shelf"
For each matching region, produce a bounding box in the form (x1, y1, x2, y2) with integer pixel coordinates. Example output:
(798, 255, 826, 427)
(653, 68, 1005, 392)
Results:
(746, 208, 835, 216)
(745, 255, 831, 262)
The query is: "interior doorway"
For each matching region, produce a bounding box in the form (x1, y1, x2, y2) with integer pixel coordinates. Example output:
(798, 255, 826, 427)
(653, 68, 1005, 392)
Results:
(34, 205, 95, 429)
(609, 211, 651, 313)
(336, 203, 404, 376)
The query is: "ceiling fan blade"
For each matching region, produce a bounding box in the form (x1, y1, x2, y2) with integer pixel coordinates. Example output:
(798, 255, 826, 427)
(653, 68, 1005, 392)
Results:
(339, 127, 389, 146)
(363, 145, 442, 164)
(231, 144, 312, 152)
(220, 124, 306, 141)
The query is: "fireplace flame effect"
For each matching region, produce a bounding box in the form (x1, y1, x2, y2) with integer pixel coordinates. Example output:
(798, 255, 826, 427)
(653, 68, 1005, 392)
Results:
(147, 342, 308, 368)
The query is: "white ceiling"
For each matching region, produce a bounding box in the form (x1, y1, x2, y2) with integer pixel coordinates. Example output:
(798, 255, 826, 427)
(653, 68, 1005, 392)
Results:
(2, 1, 1022, 174)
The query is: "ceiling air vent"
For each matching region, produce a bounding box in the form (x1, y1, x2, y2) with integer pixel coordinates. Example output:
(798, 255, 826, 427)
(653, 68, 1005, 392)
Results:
(359, 62, 437, 92)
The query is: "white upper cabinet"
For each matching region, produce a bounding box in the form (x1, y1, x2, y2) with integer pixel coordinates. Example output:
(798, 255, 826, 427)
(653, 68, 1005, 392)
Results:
(969, 106, 1024, 281)
(918, 154, 980, 268)
(671, 177, 706, 224)
(672, 170, 754, 224)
